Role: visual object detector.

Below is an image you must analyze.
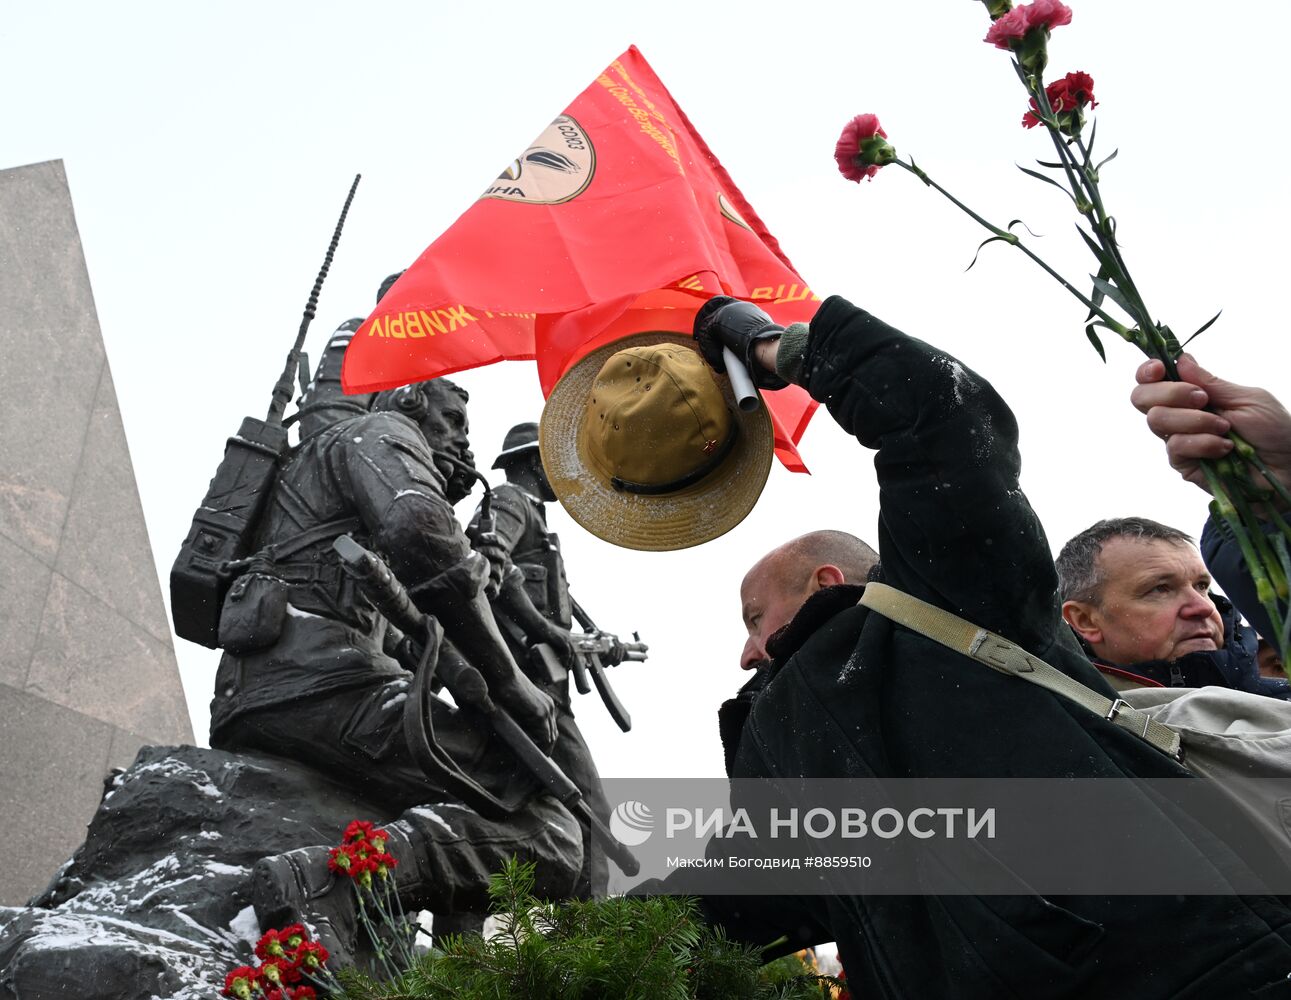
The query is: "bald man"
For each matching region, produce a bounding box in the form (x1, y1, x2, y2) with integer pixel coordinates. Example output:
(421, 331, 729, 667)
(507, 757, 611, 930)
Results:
(739, 530, 878, 671)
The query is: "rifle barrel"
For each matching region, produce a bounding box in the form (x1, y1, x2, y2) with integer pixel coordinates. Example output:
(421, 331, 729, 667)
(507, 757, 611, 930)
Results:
(267, 173, 361, 424)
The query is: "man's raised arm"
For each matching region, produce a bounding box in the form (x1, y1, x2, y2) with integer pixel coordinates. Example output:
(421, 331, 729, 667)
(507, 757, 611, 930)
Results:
(697, 295, 1059, 653)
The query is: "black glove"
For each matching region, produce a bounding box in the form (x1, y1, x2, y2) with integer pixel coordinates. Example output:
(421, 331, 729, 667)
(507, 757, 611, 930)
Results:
(693, 296, 788, 390)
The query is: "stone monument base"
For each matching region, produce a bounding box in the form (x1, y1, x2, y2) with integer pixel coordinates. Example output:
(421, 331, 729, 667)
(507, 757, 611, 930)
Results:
(0, 745, 392, 1000)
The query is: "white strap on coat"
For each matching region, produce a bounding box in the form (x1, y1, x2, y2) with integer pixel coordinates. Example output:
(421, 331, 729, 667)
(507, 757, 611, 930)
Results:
(859, 582, 1184, 762)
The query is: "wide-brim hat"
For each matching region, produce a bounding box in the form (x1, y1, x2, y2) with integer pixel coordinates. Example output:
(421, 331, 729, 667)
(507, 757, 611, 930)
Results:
(539, 332, 773, 551)
(491, 421, 540, 469)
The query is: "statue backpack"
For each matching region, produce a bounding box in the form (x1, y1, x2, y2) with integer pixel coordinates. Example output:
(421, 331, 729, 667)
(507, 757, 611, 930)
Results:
(170, 177, 361, 649)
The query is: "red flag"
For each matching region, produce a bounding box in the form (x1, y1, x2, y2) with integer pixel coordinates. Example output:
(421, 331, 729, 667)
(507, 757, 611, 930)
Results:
(343, 46, 819, 471)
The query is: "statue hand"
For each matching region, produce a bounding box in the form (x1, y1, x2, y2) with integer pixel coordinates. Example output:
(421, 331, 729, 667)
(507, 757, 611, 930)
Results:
(496, 674, 559, 752)
(473, 541, 509, 600)
(540, 622, 576, 667)
(604, 636, 627, 667)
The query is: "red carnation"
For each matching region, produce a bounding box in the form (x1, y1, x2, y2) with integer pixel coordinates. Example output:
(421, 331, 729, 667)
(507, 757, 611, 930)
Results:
(1022, 71, 1097, 132)
(255, 928, 287, 960)
(279, 923, 308, 949)
(291, 988, 318, 1000)
(835, 114, 896, 183)
(222, 965, 259, 1000)
(260, 956, 302, 986)
(344, 819, 377, 843)
(985, 0, 1072, 48)
(294, 939, 330, 972)
(327, 844, 354, 874)
(349, 853, 376, 875)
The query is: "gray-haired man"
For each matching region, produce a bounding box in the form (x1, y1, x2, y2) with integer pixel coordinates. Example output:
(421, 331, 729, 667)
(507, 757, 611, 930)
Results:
(1057, 516, 1286, 697)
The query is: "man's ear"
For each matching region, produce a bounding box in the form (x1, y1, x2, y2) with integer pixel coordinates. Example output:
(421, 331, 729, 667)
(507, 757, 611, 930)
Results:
(813, 565, 846, 590)
(1062, 599, 1102, 646)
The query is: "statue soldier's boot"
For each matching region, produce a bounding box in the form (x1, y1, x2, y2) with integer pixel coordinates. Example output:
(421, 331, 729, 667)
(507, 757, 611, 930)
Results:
(251, 824, 441, 969)
(252, 846, 360, 967)
(252, 801, 580, 970)
(378, 801, 584, 916)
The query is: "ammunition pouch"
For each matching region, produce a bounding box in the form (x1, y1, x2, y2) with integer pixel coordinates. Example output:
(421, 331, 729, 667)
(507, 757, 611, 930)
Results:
(217, 572, 289, 653)
(529, 642, 570, 686)
(521, 564, 549, 614)
(515, 534, 571, 629)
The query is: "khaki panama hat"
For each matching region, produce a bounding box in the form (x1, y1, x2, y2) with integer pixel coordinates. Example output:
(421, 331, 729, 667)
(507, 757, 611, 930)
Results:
(539, 332, 774, 551)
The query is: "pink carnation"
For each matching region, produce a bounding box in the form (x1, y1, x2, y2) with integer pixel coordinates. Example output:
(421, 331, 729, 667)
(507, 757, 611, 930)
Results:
(834, 114, 888, 183)
(985, 0, 1072, 48)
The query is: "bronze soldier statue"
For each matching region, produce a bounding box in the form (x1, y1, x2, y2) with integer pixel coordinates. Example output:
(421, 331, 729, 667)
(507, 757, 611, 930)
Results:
(203, 373, 588, 963)
(169, 227, 595, 962)
(467, 422, 620, 898)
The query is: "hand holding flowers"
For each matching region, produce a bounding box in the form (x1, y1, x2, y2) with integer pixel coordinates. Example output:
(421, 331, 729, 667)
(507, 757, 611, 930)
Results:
(835, 0, 1291, 668)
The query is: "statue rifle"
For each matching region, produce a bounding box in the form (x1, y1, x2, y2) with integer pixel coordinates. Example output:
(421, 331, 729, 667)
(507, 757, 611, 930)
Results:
(566, 595, 646, 733)
(332, 534, 640, 877)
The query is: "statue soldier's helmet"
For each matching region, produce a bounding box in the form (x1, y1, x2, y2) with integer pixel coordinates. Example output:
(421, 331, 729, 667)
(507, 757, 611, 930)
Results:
(539, 333, 773, 552)
(376, 270, 405, 304)
(491, 422, 540, 470)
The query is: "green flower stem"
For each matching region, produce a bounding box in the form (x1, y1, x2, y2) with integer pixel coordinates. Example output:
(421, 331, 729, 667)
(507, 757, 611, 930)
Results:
(897, 159, 1013, 240)
(1202, 461, 1288, 660)
(1003, 52, 1291, 663)
(1256, 490, 1291, 623)
(302, 966, 344, 995)
(1016, 64, 1163, 357)
(893, 158, 1130, 334)
(1227, 481, 1289, 600)
(1240, 442, 1291, 513)
(1056, 135, 1163, 360)
(356, 890, 402, 981)
(375, 877, 418, 968)
(1263, 500, 1291, 545)
(1069, 134, 1154, 325)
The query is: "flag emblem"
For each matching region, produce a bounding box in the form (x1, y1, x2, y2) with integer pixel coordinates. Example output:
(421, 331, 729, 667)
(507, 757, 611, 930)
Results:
(482, 114, 596, 205)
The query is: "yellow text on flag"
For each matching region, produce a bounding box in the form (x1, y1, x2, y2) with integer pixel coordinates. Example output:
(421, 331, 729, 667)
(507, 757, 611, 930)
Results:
(368, 306, 479, 339)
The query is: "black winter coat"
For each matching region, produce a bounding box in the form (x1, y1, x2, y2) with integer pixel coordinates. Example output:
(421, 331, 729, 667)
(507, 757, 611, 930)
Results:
(701, 298, 1291, 999)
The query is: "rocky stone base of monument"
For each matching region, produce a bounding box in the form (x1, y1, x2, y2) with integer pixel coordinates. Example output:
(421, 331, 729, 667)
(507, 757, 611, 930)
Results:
(0, 744, 390, 1000)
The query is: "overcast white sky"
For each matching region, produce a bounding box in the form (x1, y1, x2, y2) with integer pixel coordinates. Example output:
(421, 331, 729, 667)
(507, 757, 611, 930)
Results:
(4, 1, 1290, 779)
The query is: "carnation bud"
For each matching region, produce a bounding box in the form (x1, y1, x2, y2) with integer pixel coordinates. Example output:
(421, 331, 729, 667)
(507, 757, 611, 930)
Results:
(858, 136, 897, 168)
(984, 0, 1014, 18)
(1017, 30, 1049, 74)
(1059, 108, 1087, 137)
